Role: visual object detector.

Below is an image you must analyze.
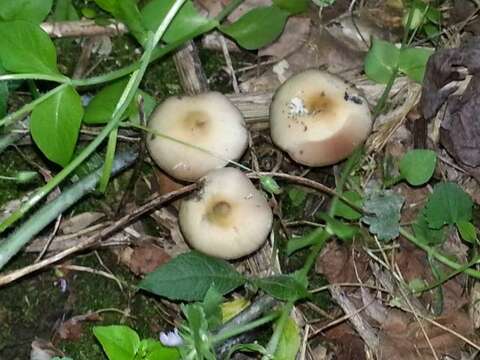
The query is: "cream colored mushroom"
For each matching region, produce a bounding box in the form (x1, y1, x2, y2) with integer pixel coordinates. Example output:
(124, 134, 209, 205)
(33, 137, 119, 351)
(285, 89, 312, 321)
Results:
(270, 70, 372, 166)
(147, 92, 248, 182)
(179, 167, 273, 259)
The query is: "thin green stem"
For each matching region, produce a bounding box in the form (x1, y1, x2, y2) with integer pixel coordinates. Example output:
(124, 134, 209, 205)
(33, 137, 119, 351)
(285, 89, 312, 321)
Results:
(0, 83, 68, 128)
(211, 311, 279, 345)
(0, 0, 187, 233)
(0, 176, 17, 181)
(0, 73, 69, 83)
(400, 228, 480, 279)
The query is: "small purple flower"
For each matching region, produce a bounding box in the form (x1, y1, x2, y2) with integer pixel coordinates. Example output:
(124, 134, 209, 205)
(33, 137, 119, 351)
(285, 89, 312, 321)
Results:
(159, 328, 183, 347)
(58, 278, 68, 293)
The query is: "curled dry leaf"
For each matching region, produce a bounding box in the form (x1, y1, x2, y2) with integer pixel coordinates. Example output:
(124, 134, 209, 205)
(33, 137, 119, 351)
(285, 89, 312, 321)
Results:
(56, 312, 102, 341)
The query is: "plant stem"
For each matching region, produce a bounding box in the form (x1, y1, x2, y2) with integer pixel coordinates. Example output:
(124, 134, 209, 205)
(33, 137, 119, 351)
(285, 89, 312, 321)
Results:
(211, 311, 280, 345)
(0, 0, 187, 234)
(0, 73, 69, 83)
(261, 302, 293, 360)
(0, 149, 137, 270)
(400, 228, 480, 279)
(0, 83, 68, 128)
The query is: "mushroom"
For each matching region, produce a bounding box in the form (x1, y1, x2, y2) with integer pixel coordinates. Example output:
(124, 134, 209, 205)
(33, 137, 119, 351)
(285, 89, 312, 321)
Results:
(269, 70, 372, 167)
(179, 167, 273, 259)
(147, 92, 248, 182)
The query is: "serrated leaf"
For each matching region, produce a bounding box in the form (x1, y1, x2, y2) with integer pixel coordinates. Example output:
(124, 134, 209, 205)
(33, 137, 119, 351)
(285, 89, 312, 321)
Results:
(30, 85, 83, 166)
(0, 0, 53, 23)
(398, 47, 433, 83)
(0, 20, 60, 75)
(274, 317, 301, 360)
(412, 209, 445, 245)
(399, 149, 436, 186)
(93, 325, 140, 360)
(220, 6, 289, 50)
(362, 189, 404, 241)
(139, 251, 246, 301)
(425, 182, 473, 229)
(333, 191, 362, 220)
(142, 0, 212, 44)
(364, 39, 400, 84)
(254, 274, 309, 301)
(272, 0, 309, 14)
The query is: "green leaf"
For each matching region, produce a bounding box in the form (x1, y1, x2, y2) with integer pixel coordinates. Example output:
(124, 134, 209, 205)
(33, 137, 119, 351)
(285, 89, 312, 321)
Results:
(202, 286, 224, 329)
(364, 39, 400, 84)
(260, 175, 282, 195)
(287, 187, 307, 207)
(286, 228, 329, 255)
(318, 213, 358, 241)
(30, 85, 83, 167)
(83, 79, 135, 124)
(220, 6, 289, 50)
(93, 325, 140, 360)
(142, 0, 212, 44)
(0, 0, 53, 23)
(138, 339, 181, 359)
(333, 191, 362, 220)
(226, 343, 268, 359)
(412, 209, 445, 245)
(425, 182, 473, 229)
(272, 0, 309, 14)
(456, 220, 477, 244)
(139, 251, 246, 301)
(0, 80, 8, 118)
(181, 304, 216, 360)
(254, 274, 309, 301)
(95, 0, 147, 45)
(398, 47, 433, 83)
(399, 149, 437, 186)
(274, 317, 301, 360)
(0, 20, 60, 75)
(52, 0, 79, 21)
(362, 189, 404, 241)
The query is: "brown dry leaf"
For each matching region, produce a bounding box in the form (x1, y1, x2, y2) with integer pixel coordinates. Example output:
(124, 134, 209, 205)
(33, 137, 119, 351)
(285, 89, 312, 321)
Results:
(315, 242, 369, 285)
(60, 212, 104, 235)
(258, 17, 311, 60)
(323, 323, 367, 360)
(56, 312, 102, 341)
(396, 183, 429, 223)
(118, 243, 170, 276)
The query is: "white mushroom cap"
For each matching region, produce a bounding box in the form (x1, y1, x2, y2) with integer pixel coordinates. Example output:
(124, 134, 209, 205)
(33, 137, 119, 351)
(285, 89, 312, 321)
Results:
(270, 70, 372, 167)
(179, 167, 273, 259)
(147, 92, 248, 182)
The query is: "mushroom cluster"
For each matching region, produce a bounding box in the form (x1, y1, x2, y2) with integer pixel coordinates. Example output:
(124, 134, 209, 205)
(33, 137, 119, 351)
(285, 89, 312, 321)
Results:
(147, 70, 371, 260)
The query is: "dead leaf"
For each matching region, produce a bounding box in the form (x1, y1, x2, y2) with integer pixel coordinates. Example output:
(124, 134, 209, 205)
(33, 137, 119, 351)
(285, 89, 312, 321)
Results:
(118, 243, 170, 275)
(56, 312, 102, 341)
(324, 323, 367, 360)
(30, 339, 62, 360)
(60, 212, 104, 234)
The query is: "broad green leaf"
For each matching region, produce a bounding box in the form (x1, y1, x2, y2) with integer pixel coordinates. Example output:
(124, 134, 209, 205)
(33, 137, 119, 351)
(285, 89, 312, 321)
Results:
(254, 274, 309, 301)
(425, 182, 473, 229)
(456, 220, 477, 244)
(142, 0, 212, 44)
(52, 0, 79, 21)
(399, 149, 436, 186)
(95, 0, 147, 45)
(202, 286, 224, 329)
(274, 317, 301, 360)
(220, 6, 289, 50)
(286, 228, 329, 255)
(0, 20, 60, 75)
(128, 90, 157, 124)
(318, 213, 358, 241)
(364, 39, 400, 84)
(138, 339, 180, 359)
(221, 298, 250, 323)
(0, 0, 53, 23)
(93, 325, 140, 360)
(412, 209, 445, 245)
(273, 0, 309, 14)
(398, 47, 433, 83)
(362, 189, 404, 241)
(333, 191, 362, 220)
(30, 85, 83, 166)
(139, 251, 246, 301)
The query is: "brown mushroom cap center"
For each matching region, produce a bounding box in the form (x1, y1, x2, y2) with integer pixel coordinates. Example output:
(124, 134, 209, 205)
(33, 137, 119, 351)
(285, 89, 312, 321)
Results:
(183, 111, 210, 133)
(205, 199, 233, 227)
(304, 92, 336, 116)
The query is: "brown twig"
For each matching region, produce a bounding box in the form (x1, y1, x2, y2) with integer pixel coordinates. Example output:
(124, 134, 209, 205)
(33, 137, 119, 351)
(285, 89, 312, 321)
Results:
(0, 184, 196, 287)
